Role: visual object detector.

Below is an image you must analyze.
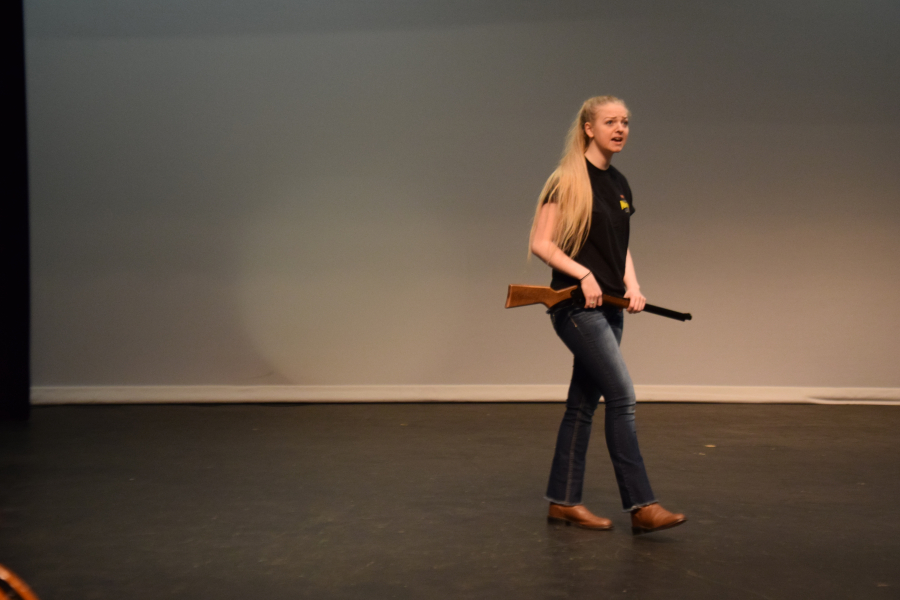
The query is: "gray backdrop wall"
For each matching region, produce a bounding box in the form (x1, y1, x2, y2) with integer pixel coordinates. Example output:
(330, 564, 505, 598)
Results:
(26, 1, 900, 389)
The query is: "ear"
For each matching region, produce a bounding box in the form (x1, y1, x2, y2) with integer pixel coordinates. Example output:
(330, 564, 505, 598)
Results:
(583, 120, 594, 140)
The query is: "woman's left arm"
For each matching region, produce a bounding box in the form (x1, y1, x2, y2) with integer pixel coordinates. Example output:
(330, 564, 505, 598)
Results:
(623, 249, 647, 314)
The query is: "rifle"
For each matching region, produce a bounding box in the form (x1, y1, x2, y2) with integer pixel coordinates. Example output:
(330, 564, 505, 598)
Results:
(505, 285, 692, 322)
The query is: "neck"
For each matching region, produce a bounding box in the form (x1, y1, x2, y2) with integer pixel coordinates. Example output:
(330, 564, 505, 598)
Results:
(584, 146, 612, 170)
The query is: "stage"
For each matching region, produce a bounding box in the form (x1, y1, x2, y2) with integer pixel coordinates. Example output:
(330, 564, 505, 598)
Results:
(1, 403, 896, 599)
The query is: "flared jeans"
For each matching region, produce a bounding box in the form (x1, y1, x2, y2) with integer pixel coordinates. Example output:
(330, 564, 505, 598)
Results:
(545, 304, 656, 511)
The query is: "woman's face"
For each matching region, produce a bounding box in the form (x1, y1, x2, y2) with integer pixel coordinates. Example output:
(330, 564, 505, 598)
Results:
(585, 102, 629, 155)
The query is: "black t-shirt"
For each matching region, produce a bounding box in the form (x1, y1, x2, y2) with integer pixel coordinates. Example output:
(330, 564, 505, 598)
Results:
(549, 160, 634, 297)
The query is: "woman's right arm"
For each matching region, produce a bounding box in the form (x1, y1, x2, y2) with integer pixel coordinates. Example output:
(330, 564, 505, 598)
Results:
(530, 202, 603, 308)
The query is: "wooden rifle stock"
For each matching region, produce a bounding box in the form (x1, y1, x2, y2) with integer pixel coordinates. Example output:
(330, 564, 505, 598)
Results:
(505, 284, 692, 322)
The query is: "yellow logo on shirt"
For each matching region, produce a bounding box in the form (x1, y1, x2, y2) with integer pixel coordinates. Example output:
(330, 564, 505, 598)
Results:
(619, 197, 630, 211)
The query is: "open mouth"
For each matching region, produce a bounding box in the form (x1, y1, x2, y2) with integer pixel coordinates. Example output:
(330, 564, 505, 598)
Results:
(611, 137, 623, 143)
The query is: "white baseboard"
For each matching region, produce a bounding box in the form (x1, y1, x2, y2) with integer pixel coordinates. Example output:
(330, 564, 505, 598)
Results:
(29, 385, 900, 405)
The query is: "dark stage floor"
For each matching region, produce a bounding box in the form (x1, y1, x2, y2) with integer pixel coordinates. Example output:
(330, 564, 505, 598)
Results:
(1, 403, 898, 599)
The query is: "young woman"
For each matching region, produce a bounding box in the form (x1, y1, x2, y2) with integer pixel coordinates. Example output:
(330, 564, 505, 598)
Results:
(529, 96, 686, 534)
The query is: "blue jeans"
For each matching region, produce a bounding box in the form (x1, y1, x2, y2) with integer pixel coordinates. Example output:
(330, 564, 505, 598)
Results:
(545, 304, 657, 511)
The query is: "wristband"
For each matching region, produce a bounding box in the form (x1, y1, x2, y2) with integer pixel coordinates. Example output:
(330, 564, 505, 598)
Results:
(579, 271, 592, 281)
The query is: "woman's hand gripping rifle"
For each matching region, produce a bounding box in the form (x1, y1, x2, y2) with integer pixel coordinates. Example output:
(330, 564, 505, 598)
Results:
(505, 285, 692, 322)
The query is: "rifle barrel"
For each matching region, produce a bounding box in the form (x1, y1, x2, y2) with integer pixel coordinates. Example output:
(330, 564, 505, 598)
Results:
(642, 304, 692, 321)
(596, 292, 691, 321)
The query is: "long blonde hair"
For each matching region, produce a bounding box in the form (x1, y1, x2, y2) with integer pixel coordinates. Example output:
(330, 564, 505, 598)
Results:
(529, 95, 628, 257)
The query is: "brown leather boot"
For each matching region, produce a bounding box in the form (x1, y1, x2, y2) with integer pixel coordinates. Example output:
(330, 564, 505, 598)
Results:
(547, 503, 613, 530)
(630, 503, 687, 535)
